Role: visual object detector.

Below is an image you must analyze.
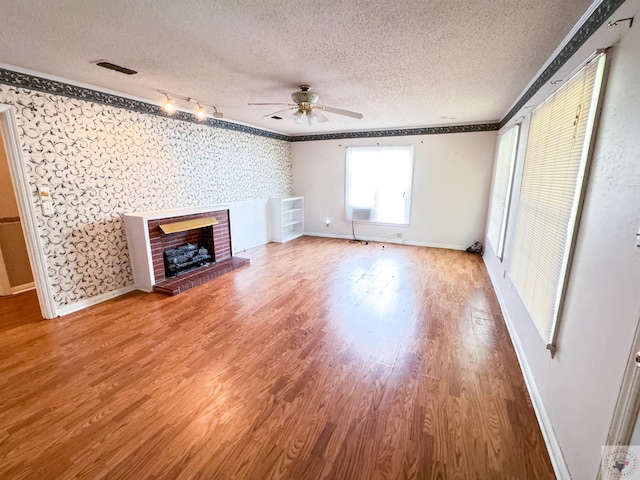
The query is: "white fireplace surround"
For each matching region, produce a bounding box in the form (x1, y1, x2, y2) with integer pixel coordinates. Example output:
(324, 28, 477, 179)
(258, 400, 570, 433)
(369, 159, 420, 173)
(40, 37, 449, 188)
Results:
(124, 204, 230, 292)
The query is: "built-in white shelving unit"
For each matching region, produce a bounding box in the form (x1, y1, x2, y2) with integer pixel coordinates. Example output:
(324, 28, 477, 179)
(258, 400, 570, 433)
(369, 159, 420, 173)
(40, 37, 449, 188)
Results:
(270, 196, 304, 243)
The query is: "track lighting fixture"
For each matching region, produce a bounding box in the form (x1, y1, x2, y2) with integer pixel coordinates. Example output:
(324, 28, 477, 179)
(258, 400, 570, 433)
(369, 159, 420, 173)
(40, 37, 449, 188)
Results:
(212, 106, 224, 119)
(157, 90, 223, 120)
(195, 103, 206, 120)
(162, 94, 175, 113)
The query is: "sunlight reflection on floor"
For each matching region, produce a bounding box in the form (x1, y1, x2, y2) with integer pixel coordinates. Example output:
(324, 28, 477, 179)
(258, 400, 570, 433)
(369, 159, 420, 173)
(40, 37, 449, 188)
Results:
(328, 251, 418, 366)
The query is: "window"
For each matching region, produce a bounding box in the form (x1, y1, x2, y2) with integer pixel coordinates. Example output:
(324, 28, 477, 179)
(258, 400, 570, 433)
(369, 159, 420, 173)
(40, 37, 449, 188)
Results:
(486, 125, 520, 259)
(509, 53, 607, 348)
(345, 145, 414, 225)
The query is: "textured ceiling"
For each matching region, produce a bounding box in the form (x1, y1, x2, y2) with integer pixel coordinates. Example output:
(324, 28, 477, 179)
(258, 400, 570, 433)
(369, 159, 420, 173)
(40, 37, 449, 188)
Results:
(0, 0, 596, 135)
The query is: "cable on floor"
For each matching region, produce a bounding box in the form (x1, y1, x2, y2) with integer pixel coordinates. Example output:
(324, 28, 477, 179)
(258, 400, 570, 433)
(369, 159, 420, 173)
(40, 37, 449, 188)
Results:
(349, 221, 369, 245)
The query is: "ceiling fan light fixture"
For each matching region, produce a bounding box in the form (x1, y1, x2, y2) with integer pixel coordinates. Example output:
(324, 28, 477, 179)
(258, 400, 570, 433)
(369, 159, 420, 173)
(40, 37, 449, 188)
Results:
(291, 85, 319, 105)
(307, 110, 319, 125)
(291, 109, 304, 124)
(250, 85, 363, 126)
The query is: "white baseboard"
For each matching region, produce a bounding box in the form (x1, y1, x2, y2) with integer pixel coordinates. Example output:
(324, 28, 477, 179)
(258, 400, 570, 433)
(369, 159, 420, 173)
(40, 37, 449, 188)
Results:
(10, 281, 35, 294)
(55, 285, 137, 317)
(402, 239, 467, 251)
(303, 232, 467, 251)
(484, 259, 571, 480)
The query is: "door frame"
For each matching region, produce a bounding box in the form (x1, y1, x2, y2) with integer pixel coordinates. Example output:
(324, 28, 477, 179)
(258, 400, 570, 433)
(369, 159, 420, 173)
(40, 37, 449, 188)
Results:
(599, 317, 640, 480)
(0, 104, 57, 318)
(0, 247, 11, 295)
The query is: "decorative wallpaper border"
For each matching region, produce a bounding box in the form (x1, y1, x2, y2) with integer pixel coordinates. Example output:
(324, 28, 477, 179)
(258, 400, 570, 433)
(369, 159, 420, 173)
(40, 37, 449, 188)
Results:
(0, 68, 290, 142)
(499, 0, 626, 127)
(0, 0, 624, 141)
(0, 67, 500, 140)
(288, 123, 500, 141)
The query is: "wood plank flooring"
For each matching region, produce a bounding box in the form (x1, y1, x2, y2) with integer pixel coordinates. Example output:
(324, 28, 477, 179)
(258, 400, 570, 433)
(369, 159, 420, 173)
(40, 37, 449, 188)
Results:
(0, 289, 42, 334)
(0, 237, 555, 479)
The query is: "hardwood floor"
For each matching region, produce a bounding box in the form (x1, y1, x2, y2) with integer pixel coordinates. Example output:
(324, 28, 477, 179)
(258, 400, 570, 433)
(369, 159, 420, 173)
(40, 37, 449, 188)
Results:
(0, 237, 555, 479)
(0, 289, 42, 333)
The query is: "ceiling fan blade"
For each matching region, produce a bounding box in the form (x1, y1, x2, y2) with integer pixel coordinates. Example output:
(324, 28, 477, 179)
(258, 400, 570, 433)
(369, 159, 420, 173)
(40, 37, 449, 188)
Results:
(263, 107, 295, 118)
(248, 102, 294, 106)
(321, 105, 363, 119)
(315, 111, 329, 123)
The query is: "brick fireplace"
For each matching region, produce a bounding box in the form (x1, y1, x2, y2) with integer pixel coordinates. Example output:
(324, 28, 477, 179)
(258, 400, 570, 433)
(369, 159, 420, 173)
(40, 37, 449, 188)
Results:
(124, 206, 249, 296)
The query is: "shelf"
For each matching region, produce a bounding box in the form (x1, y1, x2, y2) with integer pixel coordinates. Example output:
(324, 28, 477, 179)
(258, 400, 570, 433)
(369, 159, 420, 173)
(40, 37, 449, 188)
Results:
(270, 196, 304, 243)
(283, 208, 303, 214)
(283, 220, 303, 228)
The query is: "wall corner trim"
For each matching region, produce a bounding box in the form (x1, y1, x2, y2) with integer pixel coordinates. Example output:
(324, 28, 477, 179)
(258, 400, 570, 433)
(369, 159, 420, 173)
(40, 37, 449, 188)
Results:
(484, 256, 572, 480)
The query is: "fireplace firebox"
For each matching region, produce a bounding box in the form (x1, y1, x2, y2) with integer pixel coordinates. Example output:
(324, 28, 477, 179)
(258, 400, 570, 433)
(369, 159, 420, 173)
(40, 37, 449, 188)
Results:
(164, 243, 212, 277)
(123, 206, 249, 296)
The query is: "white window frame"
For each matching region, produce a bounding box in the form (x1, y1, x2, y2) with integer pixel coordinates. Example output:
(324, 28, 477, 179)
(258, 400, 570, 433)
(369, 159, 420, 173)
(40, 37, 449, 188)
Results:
(345, 145, 414, 226)
(486, 125, 520, 259)
(509, 52, 607, 351)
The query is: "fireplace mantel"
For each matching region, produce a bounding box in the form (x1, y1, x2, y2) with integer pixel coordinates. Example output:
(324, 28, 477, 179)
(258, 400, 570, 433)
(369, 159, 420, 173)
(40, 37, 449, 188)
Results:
(124, 205, 230, 222)
(123, 204, 248, 294)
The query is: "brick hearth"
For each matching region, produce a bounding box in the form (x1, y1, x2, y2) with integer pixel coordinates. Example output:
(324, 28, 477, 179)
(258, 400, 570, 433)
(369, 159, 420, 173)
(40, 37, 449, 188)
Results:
(152, 257, 250, 296)
(145, 209, 248, 295)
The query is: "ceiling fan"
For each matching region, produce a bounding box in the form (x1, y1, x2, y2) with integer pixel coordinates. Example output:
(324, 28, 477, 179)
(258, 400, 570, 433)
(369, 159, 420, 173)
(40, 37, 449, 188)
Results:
(249, 85, 363, 126)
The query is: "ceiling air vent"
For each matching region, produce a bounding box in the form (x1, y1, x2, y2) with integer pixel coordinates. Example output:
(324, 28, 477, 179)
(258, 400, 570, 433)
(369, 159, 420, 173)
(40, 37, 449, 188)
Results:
(95, 61, 138, 75)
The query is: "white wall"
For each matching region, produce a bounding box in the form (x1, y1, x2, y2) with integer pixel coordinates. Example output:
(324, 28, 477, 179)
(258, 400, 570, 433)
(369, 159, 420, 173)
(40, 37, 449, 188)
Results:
(484, 13, 640, 480)
(291, 132, 496, 250)
(229, 198, 272, 253)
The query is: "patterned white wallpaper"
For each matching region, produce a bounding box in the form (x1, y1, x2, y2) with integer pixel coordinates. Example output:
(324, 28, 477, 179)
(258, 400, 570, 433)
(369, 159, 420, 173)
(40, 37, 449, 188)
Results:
(0, 85, 292, 307)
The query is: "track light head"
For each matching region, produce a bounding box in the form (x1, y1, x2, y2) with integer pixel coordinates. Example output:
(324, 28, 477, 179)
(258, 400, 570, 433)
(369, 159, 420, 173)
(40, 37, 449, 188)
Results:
(196, 103, 206, 120)
(158, 91, 222, 121)
(163, 94, 175, 113)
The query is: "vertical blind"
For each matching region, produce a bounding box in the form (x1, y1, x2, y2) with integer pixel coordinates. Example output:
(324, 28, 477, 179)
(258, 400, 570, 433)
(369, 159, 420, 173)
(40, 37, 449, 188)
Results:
(487, 125, 520, 259)
(509, 53, 606, 347)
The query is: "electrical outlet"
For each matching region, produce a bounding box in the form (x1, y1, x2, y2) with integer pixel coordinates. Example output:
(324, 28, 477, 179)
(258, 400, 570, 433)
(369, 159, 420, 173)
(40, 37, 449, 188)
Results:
(396, 232, 403, 239)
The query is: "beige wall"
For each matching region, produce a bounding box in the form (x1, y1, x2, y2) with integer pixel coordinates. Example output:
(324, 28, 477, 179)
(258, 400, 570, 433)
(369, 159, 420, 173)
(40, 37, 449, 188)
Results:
(292, 131, 496, 249)
(0, 133, 33, 289)
(0, 134, 19, 218)
(0, 223, 33, 287)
